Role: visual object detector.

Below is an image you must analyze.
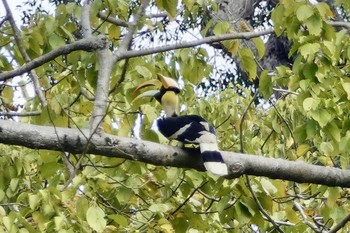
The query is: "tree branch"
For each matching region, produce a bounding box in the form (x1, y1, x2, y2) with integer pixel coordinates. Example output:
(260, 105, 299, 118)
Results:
(1, 120, 350, 188)
(327, 20, 350, 30)
(115, 28, 274, 60)
(0, 111, 41, 117)
(114, 0, 151, 60)
(97, 12, 129, 27)
(81, 0, 92, 37)
(329, 213, 350, 233)
(2, 0, 47, 106)
(0, 36, 108, 81)
(89, 0, 150, 132)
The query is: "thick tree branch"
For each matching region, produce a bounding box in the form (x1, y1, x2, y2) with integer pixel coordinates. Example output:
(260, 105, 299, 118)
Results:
(1, 120, 350, 188)
(81, 0, 92, 37)
(89, 0, 150, 132)
(0, 36, 108, 81)
(82, 0, 113, 134)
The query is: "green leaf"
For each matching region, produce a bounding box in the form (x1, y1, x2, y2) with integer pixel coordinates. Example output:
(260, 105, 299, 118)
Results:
(259, 70, 272, 99)
(330, 207, 346, 222)
(212, 21, 230, 35)
(135, 65, 153, 78)
(324, 122, 340, 142)
(296, 4, 314, 21)
(342, 82, 350, 100)
(48, 34, 65, 48)
(239, 47, 257, 80)
(10, 178, 19, 192)
(299, 43, 320, 61)
(252, 37, 266, 59)
(116, 187, 132, 204)
(310, 109, 332, 128)
(0, 189, 5, 202)
(2, 86, 14, 104)
(28, 194, 41, 210)
(156, 0, 178, 18)
(86, 206, 107, 233)
(320, 142, 334, 156)
(108, 25, 121, 40)
(271, 4, 285, 36)
(295, 124, 307, 143)
(296, 144, 310, 157)
(149, 203, 172, 212)
(108, 214, 128, 227)
(217, 195, 230, 212)
(316, 2, 334, 20)
(261, 179, 277, 195)
(306, 15, 322, 36)
(303, 97, 320, 111)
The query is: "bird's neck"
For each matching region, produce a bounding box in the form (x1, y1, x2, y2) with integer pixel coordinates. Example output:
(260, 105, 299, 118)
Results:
(163, 105, 178, 118)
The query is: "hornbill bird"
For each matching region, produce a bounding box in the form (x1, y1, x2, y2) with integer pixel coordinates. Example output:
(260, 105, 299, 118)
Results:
(134, 75, 229, 176)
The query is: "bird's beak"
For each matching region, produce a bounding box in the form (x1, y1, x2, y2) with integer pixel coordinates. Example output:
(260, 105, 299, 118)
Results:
(134, 74, 179, 93)
(133, 79, 162, 93)
(157, 74, 179, 89)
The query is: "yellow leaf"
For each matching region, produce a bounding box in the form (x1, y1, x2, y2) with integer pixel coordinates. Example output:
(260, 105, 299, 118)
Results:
(296, 144, 310, 157)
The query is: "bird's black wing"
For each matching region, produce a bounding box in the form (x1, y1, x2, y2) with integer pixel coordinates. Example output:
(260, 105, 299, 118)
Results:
(157, 115, 216, 143)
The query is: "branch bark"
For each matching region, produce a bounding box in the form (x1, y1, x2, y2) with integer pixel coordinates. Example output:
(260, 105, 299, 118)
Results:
(2, 0, 47, 106)
(1, 120, 350, 188)
(115, 28, 274, 60)
(0, 36, 108, 81)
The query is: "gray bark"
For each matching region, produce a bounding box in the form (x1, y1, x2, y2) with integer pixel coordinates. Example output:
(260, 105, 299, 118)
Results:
(1, 120, 349, 187)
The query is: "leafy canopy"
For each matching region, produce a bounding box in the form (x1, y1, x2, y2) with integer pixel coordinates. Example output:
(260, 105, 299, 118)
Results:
(0, 0, 350, 232)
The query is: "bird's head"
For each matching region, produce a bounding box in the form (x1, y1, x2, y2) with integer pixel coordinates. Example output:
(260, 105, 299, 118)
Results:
(134, 74, 180, 117)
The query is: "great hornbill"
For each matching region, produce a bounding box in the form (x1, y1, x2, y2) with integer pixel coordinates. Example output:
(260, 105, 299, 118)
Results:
(134, 75, 229, 176)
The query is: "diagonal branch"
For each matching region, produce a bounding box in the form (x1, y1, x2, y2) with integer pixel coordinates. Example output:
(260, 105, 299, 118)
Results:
(1, 120, 350, 188)
(116, 28, 274, 60)
(0, 36, 108, 81)
(114, 0, 151, 60)
(97, 12, 129, 27)
(245, 176, 284, 233)
(2, 0, 47, 106)
(329, 213, 350, 233)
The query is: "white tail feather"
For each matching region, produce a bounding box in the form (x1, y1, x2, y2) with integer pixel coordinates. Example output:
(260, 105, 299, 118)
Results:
(204, 162, 229, 176)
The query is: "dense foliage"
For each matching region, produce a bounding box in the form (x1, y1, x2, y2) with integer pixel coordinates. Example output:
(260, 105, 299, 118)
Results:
(1, 0, 350, 232)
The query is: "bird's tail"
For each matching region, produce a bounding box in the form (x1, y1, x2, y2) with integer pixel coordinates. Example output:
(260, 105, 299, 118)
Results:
(200, 142, 228, 176)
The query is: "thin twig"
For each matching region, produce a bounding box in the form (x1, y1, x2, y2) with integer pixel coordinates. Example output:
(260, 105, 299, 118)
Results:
(171, 181, 208, 215)
(329, 212, 350, 233)
(239, 91, 258, 153)
(61, 152, 76, 189)
(109, 58, 129, 94)
(268, 98, 297, 150)
(245, 176, 284, 233)
(293, 201, 322, 232)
